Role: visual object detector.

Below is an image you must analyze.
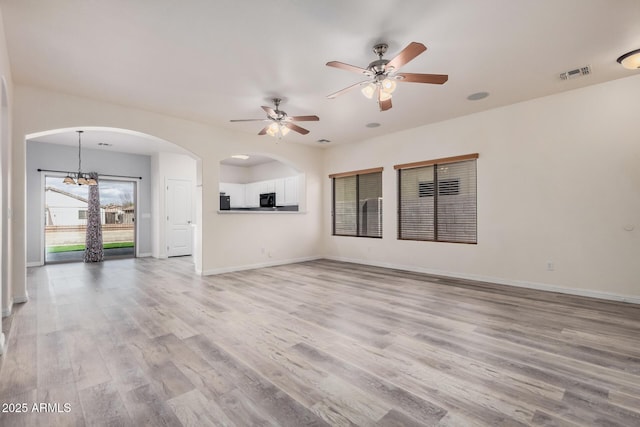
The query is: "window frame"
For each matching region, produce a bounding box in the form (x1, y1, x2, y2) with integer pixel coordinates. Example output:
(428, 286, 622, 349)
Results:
(395, 153, 478, 244)
(329, 167, 383, 238)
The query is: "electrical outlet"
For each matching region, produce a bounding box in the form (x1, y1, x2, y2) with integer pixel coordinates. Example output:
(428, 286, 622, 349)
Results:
(547, 261, 554, 271)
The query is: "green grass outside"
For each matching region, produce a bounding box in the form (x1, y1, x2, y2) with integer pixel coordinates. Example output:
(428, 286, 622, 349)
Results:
(46, 242, 134, 253)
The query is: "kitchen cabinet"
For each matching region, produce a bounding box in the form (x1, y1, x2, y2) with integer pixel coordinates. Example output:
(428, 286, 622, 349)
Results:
(244, 182, 260, 207)
(259, 180, 276, 194)
(225, 183, 245, 208)
(283, 176, 298, 205)
(275, 179, 285, 206)
(219, 175, 299, 209)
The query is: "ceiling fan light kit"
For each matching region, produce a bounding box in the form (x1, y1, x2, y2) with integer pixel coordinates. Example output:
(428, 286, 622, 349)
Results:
(230, 98, 319, 139)
(326, 41, 448, 111)
(266, 121, 290, 138)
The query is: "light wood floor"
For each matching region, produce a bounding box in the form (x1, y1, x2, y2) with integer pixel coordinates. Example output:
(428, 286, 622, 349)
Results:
(1, 258, 639, 426)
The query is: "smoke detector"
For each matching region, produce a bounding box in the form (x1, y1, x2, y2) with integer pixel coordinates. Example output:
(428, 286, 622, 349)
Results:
(560, 66, 591, 80)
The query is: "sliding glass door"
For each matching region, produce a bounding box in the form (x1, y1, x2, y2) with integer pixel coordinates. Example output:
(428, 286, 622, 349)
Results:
(44, 176, 136, 263)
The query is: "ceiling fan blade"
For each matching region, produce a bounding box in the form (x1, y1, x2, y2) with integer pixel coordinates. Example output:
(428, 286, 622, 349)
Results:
(261, 106, 276, 117)
(327, 80, 369, 99)
(326, 61, 371, 75)
(288, 115, 319, 122)
(378, 89, 392, 112)
(284, 122, 310, 135)
(396, 72, 448, 84)
(258, 126, 270, 136)
(385, 42, 427, 72)
(230, 119, 269, 122)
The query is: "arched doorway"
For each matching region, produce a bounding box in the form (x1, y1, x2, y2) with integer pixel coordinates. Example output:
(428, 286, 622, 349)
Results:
(0, 76, 8, 350)
(25, 127, 199, 265)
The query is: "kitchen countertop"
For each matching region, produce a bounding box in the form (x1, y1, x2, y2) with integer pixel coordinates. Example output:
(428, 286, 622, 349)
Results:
(217, 206, 301, 213)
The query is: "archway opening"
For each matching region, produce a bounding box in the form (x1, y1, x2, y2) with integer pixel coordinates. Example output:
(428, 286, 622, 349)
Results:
(219, 153, 303, 212)
(25, 126, 201, 266)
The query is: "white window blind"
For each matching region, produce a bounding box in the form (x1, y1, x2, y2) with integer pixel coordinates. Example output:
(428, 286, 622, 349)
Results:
(397, 154, 477, 243)
(331, 168, 383, 238)
(358, 172, 382, 238)
(333, 175, 357, 236)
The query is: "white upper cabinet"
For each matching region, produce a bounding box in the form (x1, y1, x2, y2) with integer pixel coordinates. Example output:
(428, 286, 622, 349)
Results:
(219, 175, 298, 208)
(226, 183, 245, 208)
(245, 182, 260, 207)
(275, 178, 285, 206)
(283, 176, 298, 205)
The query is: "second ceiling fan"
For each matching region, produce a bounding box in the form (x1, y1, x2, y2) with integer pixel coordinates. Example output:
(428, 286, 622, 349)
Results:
(326, 42, 448, 111)
(230, 98, 319, 138)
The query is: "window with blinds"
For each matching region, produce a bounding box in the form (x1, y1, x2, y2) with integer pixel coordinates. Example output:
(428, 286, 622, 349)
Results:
(330, 168, 383, 238)
(396, 154, 477, 243)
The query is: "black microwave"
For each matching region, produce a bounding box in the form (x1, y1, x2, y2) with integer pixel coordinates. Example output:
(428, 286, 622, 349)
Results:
(259, 192, 276, 208)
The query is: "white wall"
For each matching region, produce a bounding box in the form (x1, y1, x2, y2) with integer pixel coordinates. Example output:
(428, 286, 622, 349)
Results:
(0, 6, 12, 350)
(220, 164, 250, 184)
(323, 74, 640, 302)
(220, 160, 299, 184)
(26, 141, 152, 264)
(248, 160, 298, 182)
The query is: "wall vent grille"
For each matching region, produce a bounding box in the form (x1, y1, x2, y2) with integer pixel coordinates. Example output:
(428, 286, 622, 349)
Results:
(560, 65, 591, 80)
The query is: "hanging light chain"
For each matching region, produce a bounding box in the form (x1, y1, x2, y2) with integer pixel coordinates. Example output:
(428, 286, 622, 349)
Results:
(77, 130, 83, 178)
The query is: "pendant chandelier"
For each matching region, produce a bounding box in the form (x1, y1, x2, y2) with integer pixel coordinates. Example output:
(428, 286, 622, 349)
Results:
(63, 130, 97, 186)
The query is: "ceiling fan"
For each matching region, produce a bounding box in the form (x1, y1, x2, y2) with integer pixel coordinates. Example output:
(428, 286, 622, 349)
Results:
(230, 98, 319, 138)
(326, 42, 448, 111)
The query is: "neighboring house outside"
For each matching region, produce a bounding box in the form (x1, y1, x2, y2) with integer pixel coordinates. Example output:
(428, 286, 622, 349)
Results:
(103, 204, 135, 225)
(45, 187, 106, 226)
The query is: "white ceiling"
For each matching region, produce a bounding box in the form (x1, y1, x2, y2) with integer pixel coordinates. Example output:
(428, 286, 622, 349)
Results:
(3, 0, 640, 153)
(28, 128, 191, 156)
(221, 154, 277, 167)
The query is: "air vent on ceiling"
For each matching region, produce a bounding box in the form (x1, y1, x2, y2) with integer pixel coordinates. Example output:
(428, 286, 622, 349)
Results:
(560, 65, 591, 80)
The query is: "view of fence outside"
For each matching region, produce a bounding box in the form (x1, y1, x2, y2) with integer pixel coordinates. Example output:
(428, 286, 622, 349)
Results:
(44, 177, 135, 257)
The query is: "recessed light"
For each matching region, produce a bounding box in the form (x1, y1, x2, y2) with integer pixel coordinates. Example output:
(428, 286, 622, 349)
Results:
(316, 139, 331, 144)
(467, 92, 489, 101)
(231, 154, 250, 160)
(97, 142, 112, 147)
(366, 122, 381, 128)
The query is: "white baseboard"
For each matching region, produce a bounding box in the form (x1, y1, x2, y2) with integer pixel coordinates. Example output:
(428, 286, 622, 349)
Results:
(325, 256, 640, 305)
(137, 252, 152, 258)
(13, 295, 29, 304)
(0, 333, 5, 356)
(2, 294, 29, 318)
(200, 256, 322, 276)
(27, 261, 43, 267)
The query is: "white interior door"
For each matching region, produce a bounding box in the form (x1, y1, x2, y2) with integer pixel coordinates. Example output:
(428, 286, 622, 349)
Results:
(166, 178, 192, 257)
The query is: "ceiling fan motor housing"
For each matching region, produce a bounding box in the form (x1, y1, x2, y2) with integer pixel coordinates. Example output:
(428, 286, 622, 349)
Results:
(369, 59, 390, 77)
